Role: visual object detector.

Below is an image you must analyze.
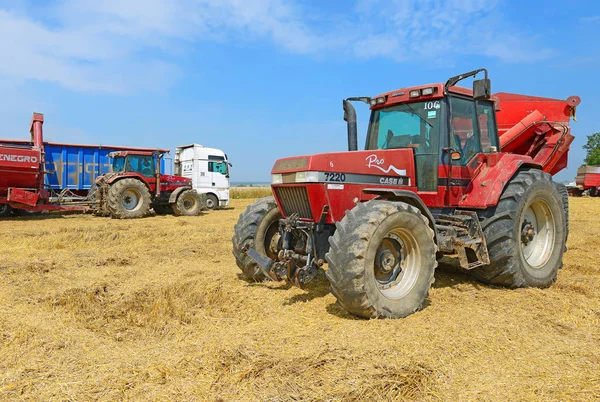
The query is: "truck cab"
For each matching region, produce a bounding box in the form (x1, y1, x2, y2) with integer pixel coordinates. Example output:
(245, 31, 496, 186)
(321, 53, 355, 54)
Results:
(175, 144, 231, 209)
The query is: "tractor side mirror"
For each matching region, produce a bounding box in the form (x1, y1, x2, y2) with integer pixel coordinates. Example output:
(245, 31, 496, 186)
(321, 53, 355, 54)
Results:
(473, 78, 491, 100)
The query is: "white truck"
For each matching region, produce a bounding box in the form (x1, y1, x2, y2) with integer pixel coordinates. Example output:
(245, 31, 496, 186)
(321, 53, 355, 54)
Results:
(175, 144, 231, 210)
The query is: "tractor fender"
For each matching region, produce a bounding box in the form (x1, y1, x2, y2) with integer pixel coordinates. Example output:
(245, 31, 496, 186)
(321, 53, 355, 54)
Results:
(363, 188, 439, 245)
(459, 155, 542, 209)
(168, 186, 192, 204)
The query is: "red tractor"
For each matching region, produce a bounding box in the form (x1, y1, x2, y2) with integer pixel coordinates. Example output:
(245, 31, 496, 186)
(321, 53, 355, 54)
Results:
(233, 69, 578, 319)
(93, 150, 206, 218)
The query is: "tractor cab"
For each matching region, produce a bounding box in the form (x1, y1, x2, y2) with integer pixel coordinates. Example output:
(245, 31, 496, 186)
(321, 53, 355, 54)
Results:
(351, 68, 498, 193)
(110, 150, 163, 179)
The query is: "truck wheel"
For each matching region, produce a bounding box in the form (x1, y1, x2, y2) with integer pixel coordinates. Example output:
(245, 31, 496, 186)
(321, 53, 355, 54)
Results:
(325, 201, 437, 319)
(232, 196, 281, 281)
(472, 169, 565, 288)
(0, 204, 12, 218)
(205, 194, 219, 210)
(107, 178, 151, 219)
(173, 190, 204, 216)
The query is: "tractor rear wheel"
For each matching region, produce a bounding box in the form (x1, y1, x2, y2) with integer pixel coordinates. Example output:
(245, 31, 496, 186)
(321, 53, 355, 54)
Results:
(232, 196, 281, 281)
(0, 204, 12, 218)
(173, 190, 204, 216)
(472, 169, 565, 288)
(325, 200, 437, 319)
(107, 178, 151, 219)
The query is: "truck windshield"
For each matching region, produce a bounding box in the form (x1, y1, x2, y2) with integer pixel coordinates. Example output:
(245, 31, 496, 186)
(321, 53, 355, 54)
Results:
(366, 100, 442, 155)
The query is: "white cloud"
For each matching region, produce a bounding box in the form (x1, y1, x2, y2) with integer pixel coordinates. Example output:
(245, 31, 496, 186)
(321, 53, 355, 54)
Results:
(0, 0, 555, 94)
(581, 15, 600, 23)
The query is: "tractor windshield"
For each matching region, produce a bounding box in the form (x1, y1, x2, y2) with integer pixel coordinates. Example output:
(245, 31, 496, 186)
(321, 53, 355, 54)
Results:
(112, 155, 155, 177)
(366, 100, 442, 155)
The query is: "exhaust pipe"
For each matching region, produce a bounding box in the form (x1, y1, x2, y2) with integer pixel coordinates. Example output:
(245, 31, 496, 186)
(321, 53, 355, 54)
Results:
(343, 99, 358, 151)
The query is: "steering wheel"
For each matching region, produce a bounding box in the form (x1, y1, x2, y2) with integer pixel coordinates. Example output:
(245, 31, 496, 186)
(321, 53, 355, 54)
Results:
(142, 167, 153, 176)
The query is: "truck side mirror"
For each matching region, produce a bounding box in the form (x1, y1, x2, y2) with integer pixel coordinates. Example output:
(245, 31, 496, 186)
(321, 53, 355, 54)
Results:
(473, 78, 491, 100)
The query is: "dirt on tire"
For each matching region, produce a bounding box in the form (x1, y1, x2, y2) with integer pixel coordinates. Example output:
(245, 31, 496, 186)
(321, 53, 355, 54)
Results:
(232, 196, 281, 282)
(107, 178, 151, 219)
(471, 169, 566, 288)
(325, 200, 438, 319)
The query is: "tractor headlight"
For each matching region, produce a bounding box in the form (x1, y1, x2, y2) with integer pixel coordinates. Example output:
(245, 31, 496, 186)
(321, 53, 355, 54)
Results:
(271, 174, 283, 184)
(295, 171, 319, 182)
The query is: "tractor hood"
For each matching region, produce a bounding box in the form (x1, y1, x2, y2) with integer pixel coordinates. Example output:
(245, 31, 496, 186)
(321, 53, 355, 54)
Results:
(271, 149, 415, 187)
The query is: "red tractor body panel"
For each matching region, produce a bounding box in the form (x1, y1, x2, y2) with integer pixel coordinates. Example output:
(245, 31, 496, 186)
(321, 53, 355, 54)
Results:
(269, 82, 578, 224)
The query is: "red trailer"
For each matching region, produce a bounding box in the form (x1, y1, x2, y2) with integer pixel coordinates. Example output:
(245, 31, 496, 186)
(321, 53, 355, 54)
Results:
(573, 166, 600, 196)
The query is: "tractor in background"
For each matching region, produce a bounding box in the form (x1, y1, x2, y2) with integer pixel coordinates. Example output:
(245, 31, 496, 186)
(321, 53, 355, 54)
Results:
(93, 150, 206, 218)
(233, 68, 578, 319)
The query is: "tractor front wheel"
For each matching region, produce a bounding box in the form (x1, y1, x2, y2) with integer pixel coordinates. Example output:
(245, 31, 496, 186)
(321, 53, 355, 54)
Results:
(232, 196, 282, 281)
(107, 178, 151, 219)
(326, 200, 437, 319)
(173, 190, 205, 216)
(472, 169, 565, 288)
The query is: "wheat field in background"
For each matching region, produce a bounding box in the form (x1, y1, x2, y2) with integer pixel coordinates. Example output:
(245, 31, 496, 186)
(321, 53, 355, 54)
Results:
(0, 198, 599, 401)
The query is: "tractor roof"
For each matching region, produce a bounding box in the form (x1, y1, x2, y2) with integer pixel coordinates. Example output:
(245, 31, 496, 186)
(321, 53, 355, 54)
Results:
(371, 83, 472, 110)
(108, 149, 170, 157)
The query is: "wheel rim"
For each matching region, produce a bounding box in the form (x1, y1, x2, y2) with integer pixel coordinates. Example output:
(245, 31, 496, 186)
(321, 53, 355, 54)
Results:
(206, 197, 216, 209)
(374, 229, 421, 299)
(520, 199, 556, 268)
(121, 188, 142, 211)
(183, 196, 196, 211)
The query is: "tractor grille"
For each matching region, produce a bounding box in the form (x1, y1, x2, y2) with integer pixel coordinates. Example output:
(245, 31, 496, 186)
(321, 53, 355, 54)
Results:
(274, 186, 313, 219)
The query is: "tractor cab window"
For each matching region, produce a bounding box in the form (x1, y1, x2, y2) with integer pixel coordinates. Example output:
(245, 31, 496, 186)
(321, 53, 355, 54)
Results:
(477, 102, 499, 153)
(113, 155, 154, 177)
(450, 97, 481, 165)
(366, 101, 441, 155)
(112, 157, 126, 173)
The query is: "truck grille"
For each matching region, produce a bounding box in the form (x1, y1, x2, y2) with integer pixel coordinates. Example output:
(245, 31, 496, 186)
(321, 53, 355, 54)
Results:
(274, 186, 313, 219)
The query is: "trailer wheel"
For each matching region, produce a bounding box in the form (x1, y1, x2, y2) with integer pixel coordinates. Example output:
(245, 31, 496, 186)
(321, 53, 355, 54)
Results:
(325, 200, 437, 319)
(107, 178, 151, 219)
(173, 190, 204, 216)
(232, 196, 281, 281)
(205, 194, 219, 210)
(0, 204, 12, 218)
(472, 169, 565, 288)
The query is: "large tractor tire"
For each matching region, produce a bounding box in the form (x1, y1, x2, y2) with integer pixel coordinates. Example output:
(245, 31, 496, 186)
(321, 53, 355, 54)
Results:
(232, 196, 281, 282)
(472, 169, 565, 288)
(0, 204, 12, 218)
(173, 190, 205, 216)
(553, 181, 569, 243)
(325, 200, 438, 319)
(205, 194, 219, 210)
(107, 178, 151, 219)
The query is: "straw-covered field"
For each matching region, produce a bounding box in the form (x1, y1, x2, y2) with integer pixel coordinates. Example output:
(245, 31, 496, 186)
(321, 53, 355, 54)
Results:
(1, 197, 599, 401)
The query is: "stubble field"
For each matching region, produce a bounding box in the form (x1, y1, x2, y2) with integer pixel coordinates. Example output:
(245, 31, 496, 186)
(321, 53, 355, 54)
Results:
(0, 196, 599, 401)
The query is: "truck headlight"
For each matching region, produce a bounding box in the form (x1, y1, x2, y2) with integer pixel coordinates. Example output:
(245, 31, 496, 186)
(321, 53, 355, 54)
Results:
(271, 174, 283, 184)
(296, 171, 319, 182)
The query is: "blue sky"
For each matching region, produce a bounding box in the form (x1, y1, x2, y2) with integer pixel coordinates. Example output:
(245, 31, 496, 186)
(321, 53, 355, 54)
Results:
(0, 0, 599, 182)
